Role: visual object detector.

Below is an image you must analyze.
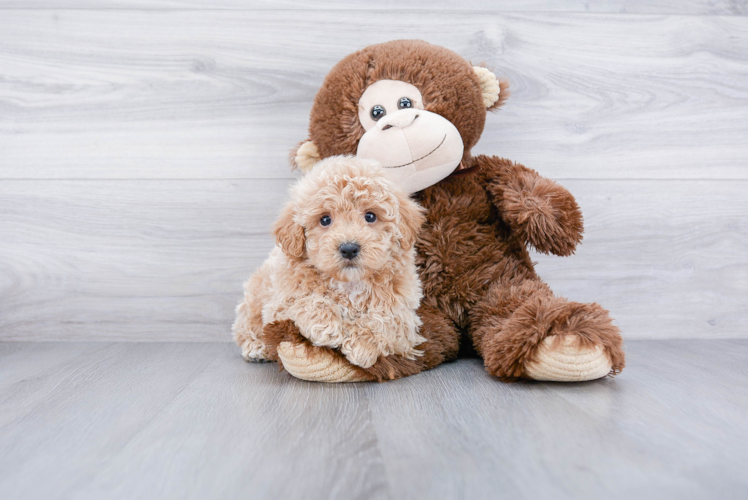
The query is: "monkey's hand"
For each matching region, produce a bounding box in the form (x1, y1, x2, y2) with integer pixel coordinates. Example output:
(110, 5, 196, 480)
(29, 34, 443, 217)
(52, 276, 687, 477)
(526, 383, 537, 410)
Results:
(260, 319, 433, 383)
(261, 319, 375, 382)
(480, 156, 584, 256)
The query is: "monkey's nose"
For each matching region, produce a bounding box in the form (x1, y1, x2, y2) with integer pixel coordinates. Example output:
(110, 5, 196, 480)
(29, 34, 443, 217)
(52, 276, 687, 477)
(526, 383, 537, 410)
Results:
(379, 109, 419, 130)
(339, 242, 360, 260)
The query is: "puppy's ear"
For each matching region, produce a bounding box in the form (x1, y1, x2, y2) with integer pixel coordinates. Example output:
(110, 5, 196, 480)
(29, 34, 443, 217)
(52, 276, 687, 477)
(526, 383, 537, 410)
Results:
(396, 191, 426, 251)
(272, 202, 306, 259)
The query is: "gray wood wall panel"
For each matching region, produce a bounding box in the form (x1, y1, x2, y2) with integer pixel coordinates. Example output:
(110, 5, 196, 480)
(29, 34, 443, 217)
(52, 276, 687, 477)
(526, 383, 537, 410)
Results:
(2, 11, 747, 180)
(1, 6, 746, 342)
(0, 179, 286, 341)
(1, 1, 746, 15)
(533, 179, 748, 339)
(1, 179, 745, 341)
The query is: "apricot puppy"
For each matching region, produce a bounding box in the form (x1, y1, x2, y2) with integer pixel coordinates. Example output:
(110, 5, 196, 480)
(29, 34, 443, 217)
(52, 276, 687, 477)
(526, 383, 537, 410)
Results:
(233, 156, 426, 369)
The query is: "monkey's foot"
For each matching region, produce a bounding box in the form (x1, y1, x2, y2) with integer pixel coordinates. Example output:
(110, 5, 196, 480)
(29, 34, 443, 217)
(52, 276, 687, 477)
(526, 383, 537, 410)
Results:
(276, 342, 373, 383)
(523, 335, 612, 382)
(481, 296, 625, 382)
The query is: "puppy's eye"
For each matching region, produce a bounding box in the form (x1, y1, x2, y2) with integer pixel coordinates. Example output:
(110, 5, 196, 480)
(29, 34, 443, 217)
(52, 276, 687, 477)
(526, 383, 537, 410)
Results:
(364, 212, 377, 223)
(370, 105, 386, 121)
(320, 215, 332, 227)
(398, 97, 413, 109)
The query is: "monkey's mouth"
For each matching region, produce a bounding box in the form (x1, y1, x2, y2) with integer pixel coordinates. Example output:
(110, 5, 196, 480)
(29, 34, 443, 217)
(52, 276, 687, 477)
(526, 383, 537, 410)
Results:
(382, 135, 446, 169)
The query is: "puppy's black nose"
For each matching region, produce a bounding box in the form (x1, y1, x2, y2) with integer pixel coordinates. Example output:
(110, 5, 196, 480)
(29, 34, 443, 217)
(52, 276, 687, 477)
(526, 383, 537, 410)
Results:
(339, 242, 360, 260)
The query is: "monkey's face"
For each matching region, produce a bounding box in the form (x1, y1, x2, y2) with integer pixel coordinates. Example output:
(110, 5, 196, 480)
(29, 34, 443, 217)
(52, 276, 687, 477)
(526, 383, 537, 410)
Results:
(356, 80, 464, 194)
(301, 41, 508, 194)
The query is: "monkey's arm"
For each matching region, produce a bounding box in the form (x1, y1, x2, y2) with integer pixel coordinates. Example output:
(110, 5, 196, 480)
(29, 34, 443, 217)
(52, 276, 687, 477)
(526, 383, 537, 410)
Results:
(261, 319, 377, 382)
(261, 319, 424, 382)
(476, 155, 584, 257)
(261, 303, 459, 383)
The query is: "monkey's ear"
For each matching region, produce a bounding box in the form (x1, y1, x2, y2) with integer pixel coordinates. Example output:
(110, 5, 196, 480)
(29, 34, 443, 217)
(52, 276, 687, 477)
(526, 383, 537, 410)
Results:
(290, 140, 321, 173)
(473, 66, 508, 110)
(395, 190, 426, 251)
(272, 202, 306, 259)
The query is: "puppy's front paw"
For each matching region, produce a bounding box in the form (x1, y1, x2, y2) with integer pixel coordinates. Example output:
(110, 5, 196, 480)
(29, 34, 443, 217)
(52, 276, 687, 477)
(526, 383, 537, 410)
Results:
(239, 339, 270, 363)
(340, 339, 380, 369)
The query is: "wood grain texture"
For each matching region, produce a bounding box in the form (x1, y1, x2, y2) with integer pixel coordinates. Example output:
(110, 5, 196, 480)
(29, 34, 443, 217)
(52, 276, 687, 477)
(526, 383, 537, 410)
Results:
(1, 340, 747, 499)
(534, 179, 748, 339)
(368, 339, 748, 499)
(1, 11, 747, 180)
(1, 7, 746, 342)
(0, 179, 288, 341)
(0, 342, 388, 500)
(1, 1, 746, 14)
(0, 179, 745, 341)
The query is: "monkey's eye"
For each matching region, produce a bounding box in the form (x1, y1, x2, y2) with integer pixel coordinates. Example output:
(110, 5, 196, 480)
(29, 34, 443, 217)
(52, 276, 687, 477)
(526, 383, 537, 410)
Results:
(398, 97, 413, 109)
(370, 105, 386, 121)
(320, 215, 332, 227)
(364, 212, 377, 223)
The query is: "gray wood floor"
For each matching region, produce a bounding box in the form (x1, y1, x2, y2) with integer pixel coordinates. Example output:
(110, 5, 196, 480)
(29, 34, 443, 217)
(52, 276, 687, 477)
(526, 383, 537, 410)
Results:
(1, 3, 748, 342)
(1, 339, 747, 500)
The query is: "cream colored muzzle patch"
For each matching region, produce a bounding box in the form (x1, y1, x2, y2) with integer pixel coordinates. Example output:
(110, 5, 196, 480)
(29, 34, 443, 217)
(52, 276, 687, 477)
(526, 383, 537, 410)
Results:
(357, 109, 463, 194)
(356, 79, 463, 194)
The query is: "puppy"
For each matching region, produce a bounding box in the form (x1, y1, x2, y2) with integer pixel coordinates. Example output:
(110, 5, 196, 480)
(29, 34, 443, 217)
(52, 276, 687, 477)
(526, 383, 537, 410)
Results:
(233, 156, 426, 369)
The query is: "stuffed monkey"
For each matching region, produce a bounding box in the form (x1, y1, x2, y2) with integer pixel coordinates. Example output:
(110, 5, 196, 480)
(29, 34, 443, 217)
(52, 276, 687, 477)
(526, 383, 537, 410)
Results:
(263, 40, 625, 383)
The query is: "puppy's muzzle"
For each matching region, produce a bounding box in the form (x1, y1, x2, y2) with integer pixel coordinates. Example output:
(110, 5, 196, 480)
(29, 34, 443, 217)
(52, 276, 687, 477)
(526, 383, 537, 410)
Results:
(339, 242, 360, 261)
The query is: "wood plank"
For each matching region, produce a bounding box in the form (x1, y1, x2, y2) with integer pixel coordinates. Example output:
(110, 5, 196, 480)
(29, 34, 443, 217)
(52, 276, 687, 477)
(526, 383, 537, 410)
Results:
(0, 343, 231, 499)
(0, 342, 388, 500)
(367, 340, 748, 499)
(0, 178, 745, 341)
(532, 179, 748, 339)
(1, 11, 747, 180)
(0, 343, 120, 427)
(0, 179, 289, 341)
(0, 341, 746, 499)
(0, 1, 745, 15)
(0, 342, 103, 397)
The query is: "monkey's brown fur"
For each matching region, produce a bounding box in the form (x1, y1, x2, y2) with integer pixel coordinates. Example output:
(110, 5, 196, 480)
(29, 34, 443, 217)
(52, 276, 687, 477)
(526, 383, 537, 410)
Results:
(275, 40, 624, 381)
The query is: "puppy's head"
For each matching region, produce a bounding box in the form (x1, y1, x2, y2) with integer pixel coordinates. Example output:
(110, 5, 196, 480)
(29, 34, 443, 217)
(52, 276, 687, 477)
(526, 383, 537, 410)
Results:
(273, 156, 424, 282)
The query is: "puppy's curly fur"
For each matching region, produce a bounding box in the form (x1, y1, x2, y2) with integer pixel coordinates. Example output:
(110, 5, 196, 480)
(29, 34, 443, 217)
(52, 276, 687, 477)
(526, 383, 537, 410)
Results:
(233, 156, 426, 369)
